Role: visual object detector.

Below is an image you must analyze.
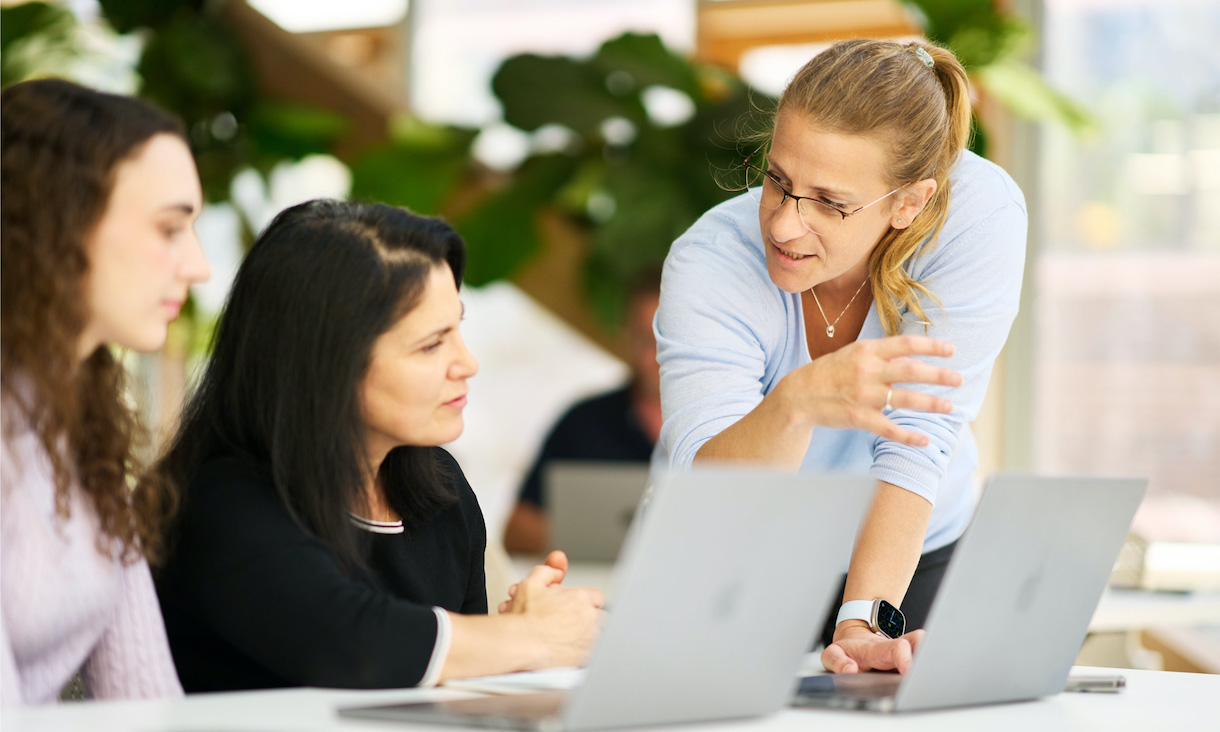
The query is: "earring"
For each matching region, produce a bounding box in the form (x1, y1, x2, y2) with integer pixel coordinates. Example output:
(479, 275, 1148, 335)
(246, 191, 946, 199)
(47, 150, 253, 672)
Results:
(897, 218, 903, 225)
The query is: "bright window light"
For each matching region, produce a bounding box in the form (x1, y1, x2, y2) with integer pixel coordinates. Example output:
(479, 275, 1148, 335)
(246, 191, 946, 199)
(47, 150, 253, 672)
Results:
(248, 0, 408, 32)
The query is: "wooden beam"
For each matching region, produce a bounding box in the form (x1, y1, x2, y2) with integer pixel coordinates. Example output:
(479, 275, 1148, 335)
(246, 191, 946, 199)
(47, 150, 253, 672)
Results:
(219, 0, 405, 159)
(696, 0, 921, 70)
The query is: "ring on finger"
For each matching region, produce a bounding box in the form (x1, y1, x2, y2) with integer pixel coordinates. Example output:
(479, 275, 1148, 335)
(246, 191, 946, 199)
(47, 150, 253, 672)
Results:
(884, 388, 894, 412)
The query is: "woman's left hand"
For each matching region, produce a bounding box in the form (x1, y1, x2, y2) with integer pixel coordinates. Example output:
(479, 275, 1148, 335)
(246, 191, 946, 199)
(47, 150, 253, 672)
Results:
(821, 623, 926, 674)
(498, 550, 568, 614)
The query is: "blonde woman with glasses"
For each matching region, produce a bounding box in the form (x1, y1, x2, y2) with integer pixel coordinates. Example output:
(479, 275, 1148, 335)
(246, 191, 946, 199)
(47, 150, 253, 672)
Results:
(655, 39, 1026, 674)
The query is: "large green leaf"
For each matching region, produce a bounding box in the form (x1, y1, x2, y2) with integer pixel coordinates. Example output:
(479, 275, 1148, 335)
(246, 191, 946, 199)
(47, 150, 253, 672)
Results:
(591, 32, 701, 100)
(492, 53, 643, 134)
(596, 167, 703, 264)
(97, 0, 199, 34)
(904, 0, 1029, 68)
(581, 153, 706, 326)
(247, 101, 349, 165)
(138, 15, 254, 123)
(682, 85, 773, 204)
(349, 122, 476, 215)
(451, 154, 580, 285)
(978, 59, 1097, 135)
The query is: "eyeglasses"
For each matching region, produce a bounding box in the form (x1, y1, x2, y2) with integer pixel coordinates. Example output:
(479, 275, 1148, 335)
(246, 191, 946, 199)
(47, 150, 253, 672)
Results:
(744, 153, 906, 237)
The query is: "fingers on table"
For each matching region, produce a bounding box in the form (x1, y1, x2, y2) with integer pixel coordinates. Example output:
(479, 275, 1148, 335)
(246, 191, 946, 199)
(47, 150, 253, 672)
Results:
(820, 644, 859, 674)
(887, 637, 915, 675)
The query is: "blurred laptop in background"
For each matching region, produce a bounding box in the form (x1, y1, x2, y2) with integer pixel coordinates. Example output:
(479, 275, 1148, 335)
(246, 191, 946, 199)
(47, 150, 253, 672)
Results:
(548, 461, 650, 562)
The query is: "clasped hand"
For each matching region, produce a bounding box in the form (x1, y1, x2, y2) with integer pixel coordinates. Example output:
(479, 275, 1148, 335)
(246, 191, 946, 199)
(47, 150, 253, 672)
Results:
(498, 550, 606, 668)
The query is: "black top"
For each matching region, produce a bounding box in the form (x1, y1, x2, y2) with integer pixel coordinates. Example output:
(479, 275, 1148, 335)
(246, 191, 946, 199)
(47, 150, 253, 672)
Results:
(518, 385, 654, 508)
(155, 449, 487, 692)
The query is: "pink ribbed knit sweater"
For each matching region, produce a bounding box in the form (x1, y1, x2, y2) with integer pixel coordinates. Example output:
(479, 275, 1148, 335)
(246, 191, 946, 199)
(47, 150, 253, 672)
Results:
(1, 409, 183, 706)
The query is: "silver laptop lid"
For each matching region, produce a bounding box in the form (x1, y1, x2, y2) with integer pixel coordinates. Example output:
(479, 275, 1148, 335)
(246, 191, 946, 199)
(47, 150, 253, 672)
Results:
(547, 461, 650, 562)
(561, 468, 875, 730)
(893, 474, 1146, 711)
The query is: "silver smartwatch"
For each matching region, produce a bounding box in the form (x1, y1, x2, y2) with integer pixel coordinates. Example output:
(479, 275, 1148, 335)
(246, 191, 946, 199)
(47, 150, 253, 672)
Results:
(835, 599, 906, 639)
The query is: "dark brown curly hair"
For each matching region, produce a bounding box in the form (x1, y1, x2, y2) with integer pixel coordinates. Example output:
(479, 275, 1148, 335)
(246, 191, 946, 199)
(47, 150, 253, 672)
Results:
(1, 78, 186, 565)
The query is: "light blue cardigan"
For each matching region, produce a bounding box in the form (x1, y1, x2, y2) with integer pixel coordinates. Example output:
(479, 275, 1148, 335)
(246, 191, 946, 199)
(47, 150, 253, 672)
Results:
(653, 150, 1027, 553)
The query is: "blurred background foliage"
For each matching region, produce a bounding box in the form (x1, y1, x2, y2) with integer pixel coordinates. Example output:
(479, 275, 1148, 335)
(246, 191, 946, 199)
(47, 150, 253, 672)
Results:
(372, 31, 771, 325)
(2, 0, 1090, 330)
(906, 0, 1095, 156)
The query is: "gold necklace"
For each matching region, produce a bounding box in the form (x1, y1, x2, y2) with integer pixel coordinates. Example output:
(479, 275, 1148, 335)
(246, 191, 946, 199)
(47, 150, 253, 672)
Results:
(810, 277, 870, 338)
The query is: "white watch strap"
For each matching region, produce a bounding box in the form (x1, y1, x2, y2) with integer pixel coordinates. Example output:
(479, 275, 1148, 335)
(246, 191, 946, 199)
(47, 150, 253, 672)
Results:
(835, 600, 875, 628)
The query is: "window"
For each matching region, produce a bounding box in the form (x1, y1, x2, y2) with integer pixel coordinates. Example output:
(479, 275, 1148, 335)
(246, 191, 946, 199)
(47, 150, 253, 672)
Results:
(1034, 0, 1220, 542)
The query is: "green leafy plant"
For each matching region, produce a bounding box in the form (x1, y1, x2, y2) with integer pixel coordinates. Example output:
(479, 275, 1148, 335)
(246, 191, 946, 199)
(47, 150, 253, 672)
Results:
(355, 13, 1091, 329)
(352, 32, 772, 328)
(4, 5, 1089, 334)
(1, 1, 348, 213)
(907, 0, 1096, 155)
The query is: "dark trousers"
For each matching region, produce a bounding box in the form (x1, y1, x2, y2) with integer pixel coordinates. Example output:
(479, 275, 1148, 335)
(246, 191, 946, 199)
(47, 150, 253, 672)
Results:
(816, 539, 958, 649)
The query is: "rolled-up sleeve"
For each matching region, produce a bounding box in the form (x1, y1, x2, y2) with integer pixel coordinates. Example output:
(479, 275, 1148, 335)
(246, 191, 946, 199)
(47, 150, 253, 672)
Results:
(656, 207, 791, 469)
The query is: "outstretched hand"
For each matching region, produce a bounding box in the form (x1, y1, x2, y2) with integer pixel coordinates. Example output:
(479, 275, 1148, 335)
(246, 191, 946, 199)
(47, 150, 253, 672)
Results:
(788, 335, 961, 447)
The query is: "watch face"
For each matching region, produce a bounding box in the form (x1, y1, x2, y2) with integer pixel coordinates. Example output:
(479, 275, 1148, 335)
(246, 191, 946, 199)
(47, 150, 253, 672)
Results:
(874, 600, 906, 638)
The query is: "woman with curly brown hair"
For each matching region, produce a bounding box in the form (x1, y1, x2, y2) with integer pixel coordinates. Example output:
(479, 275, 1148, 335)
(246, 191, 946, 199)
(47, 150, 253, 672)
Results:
(1, 78, 211, 706)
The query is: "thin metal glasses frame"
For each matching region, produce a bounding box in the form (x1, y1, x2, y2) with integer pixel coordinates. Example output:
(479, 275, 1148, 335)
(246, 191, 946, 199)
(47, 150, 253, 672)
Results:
(743, 152, 907, 234)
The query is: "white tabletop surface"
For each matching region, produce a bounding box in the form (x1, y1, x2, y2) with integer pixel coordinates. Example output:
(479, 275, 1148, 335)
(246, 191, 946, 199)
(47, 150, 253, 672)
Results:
(5, 663, 1217, 732)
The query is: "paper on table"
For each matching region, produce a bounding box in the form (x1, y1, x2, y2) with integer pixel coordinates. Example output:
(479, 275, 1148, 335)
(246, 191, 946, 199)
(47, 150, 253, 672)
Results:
(441, 667, 586, 695)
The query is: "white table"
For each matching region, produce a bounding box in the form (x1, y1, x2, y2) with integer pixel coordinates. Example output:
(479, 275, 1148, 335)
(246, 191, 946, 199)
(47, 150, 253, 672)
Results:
(1089, 588, 1220, 632)
(5, 663, 1217, 732)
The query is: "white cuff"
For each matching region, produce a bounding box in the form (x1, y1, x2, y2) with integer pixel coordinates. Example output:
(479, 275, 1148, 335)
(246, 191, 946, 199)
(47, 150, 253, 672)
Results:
(416, 608, 452, 688)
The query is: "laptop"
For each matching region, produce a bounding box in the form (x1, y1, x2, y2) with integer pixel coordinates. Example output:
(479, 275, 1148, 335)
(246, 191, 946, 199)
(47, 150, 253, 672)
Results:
(340, 468, 876, 730)
(793, 474, 1146, 713)
(547, 461, 650, 562)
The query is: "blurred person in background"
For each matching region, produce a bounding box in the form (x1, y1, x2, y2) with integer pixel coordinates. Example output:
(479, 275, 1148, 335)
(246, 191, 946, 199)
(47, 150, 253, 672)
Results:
(503, 272, 662, 556)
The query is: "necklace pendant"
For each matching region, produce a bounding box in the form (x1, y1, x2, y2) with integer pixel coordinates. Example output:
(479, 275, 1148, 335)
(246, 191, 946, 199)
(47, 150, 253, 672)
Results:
(826, 325, 835, 338)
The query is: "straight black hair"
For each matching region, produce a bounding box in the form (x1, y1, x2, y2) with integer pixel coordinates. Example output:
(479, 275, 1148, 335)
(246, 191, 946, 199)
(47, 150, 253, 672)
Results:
(155, 199, 466, 572)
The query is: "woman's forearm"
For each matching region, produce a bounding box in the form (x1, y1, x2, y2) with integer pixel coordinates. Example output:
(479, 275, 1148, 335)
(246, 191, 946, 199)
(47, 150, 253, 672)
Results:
(441, 564, 604, 683)
(694, 377, 813, 468)
(439, 613, 544, 682)
(837, 481, 932, 633)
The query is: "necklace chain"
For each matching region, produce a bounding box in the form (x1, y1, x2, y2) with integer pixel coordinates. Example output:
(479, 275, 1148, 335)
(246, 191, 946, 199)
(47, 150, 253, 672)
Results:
(810, 277, 870, 338)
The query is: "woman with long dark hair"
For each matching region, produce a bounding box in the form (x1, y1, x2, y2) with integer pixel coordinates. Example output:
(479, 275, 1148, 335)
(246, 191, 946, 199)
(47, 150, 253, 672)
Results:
(153, 199, 604, 692)
(1, 78, 211, 705)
